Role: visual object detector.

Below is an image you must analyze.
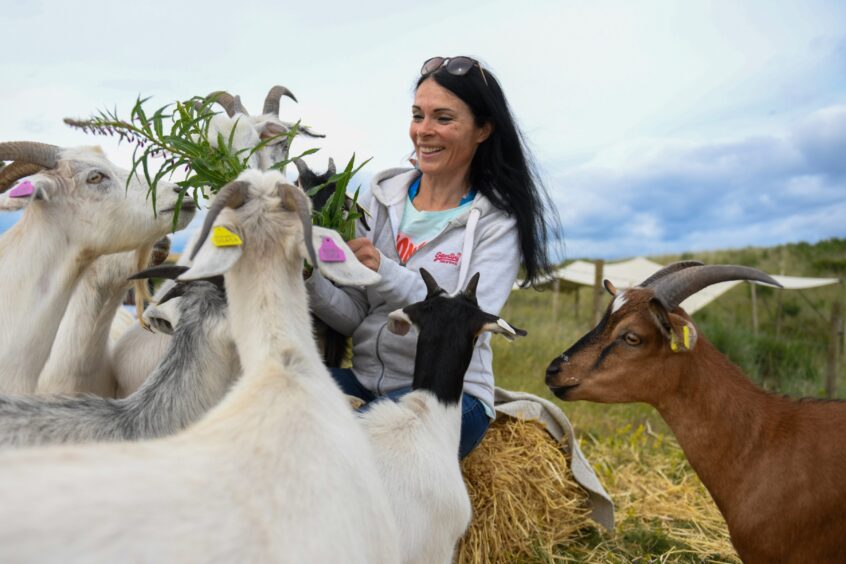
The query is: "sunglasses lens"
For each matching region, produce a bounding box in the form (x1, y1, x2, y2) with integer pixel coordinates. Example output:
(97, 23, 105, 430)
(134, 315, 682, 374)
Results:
(421, 57, 445, 75)
(446, 57, 476, 75)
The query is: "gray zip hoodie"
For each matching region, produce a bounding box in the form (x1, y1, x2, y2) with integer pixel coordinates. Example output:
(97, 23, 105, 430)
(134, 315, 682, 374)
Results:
(306, 168, 520, 413)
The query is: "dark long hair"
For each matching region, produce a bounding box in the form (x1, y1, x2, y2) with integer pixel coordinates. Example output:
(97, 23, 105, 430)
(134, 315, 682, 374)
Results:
(416, 62, 562, 287)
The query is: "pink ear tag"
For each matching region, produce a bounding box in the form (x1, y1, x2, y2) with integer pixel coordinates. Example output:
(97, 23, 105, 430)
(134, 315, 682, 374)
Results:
(8, 180, 34, 199)
(318, 237, 346, 263)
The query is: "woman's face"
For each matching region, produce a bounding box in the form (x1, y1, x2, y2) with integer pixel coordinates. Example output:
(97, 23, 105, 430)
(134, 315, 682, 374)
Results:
(410, 78, 491, 182)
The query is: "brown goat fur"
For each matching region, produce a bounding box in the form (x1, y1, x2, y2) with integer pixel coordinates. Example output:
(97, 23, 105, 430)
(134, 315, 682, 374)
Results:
(546, 286, 846, 563)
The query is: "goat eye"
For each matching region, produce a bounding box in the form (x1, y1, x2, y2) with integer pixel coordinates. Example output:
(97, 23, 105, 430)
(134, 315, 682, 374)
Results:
(624, 332, 641, 346)
(86, 172, 106, 185)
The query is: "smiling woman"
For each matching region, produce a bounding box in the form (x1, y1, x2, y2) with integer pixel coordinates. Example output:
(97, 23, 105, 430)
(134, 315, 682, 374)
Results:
(306, 56, 561, 460)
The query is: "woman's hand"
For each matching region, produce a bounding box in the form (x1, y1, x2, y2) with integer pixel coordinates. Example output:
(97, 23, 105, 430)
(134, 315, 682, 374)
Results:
(347, 238, 381, 272)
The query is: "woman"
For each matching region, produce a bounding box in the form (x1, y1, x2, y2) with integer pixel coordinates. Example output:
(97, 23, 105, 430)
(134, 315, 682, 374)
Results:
(307, 56, 560, 458)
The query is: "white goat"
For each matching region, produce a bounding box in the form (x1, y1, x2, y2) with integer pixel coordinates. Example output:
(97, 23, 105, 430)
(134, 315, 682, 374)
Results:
(0, 142, 195, 394)
(0, 170, 399, 563)
(35, 237, 172, 397)
(205, 86, 324, 172)
(364, 269, 526, 564)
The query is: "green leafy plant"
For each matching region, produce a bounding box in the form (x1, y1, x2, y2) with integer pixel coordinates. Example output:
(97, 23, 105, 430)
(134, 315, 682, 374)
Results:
(64, 95, 365, 238)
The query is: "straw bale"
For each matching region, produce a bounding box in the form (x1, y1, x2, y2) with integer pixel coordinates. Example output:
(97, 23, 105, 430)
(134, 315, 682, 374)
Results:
(457, 414, 592, 563)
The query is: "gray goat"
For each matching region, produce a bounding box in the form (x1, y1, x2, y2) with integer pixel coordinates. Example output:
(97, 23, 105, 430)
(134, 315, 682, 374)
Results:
(0, 271, 239, 449)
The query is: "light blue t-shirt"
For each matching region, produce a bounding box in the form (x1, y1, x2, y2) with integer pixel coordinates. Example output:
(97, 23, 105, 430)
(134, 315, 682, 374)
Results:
(396, 177, 475, 264)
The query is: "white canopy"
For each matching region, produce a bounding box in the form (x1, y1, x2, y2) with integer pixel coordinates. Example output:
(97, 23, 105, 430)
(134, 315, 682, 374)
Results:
(516, 257, 840, 315)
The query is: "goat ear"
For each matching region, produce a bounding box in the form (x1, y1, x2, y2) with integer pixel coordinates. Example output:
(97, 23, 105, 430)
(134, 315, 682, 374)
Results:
(604, 279, 617, 296)
(479, 313, 528, 342)
(308, 226, 381, 287)
(648, 298, 697, 352)
(178, 225, 244, 281)
(0, 192, 29, 211)
(667, 313, 698, 352)
(387, 308, 414, 336)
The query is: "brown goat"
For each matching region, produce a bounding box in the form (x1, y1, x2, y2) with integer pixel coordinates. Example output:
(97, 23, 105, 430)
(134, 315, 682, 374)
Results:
(545, 262, 846, 563)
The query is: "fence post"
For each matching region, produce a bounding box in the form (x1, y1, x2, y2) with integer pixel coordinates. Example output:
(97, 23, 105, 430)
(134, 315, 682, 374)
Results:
(826, 302, 843, 398)
(750, 283, 759, 337)
(552, 278, 560, 324)
(593, 260, 605, 325)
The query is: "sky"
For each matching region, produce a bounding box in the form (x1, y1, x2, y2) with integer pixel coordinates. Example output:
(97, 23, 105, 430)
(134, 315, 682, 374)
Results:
(1, 0, 844, 260)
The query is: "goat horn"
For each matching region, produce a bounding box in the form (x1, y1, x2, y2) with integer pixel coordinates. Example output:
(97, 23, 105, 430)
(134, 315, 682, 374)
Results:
(464, 272, 481, 302)
(419, 268, 442, 298)
(293, 158, 310, 180)
(262, 85, 298, 116)
(278, 182, 316, 267)
(128, 264, 190, 281)
(639, 260, 705, 289)
(191, 180, 250, 260)
(206, 91, 240, 117)
(651, 265, 782, 311)
(0, 142, 60, 170)
(233, 95, 249, 116)
(0, 161, 44, 192)
(326, 158, 336, 177)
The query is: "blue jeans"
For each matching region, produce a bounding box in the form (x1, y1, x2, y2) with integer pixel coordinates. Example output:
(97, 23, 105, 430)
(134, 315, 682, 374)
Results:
(330, 368, 490, 459)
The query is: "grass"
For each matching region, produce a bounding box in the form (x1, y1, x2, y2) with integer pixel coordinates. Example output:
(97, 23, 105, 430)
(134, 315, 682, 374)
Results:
(487, 238, 845, 562)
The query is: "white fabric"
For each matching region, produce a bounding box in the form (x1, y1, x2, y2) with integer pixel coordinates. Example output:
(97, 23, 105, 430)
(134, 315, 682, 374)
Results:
(516, 257, 841, 314)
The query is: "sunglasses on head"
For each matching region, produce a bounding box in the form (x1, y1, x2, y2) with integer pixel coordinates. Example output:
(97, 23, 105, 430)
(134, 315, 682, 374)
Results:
(420, 56, 488, 86)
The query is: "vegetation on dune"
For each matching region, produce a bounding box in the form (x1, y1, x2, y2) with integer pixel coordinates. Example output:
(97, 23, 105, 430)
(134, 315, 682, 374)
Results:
(491, 237, 844, 562)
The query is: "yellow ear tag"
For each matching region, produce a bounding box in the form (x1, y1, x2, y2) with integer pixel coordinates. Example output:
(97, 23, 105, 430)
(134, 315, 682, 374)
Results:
(211, 226, 242, 248)
(670, 325, 690, 353)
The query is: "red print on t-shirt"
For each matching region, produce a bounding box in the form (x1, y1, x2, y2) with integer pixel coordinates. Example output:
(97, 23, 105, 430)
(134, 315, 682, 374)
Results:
(396, 233, 425, 263)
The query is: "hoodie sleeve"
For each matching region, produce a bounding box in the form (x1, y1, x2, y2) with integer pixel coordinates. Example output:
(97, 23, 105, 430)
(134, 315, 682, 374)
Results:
(304, 190, 375, 336)
(372, 212, 520, 315)
(305, 272, 370, 336)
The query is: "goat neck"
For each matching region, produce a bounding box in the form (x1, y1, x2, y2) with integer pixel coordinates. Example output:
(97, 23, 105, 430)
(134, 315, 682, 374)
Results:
(216, 205, 320, 377)
(0, 211, 95, 393)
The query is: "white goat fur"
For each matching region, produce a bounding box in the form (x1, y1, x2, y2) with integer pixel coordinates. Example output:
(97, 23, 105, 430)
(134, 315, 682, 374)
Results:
(0, 146, 191, 394)
(0, 170, 399, 562)
(362, 394, 469, 564)
(36, 246, 155, 397)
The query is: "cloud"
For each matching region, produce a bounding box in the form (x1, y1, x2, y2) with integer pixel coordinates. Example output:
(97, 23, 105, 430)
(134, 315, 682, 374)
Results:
(550, 105, 846, 259)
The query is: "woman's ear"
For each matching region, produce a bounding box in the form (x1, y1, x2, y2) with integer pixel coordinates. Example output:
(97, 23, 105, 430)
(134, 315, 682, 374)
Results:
(477, 121, 494, 144)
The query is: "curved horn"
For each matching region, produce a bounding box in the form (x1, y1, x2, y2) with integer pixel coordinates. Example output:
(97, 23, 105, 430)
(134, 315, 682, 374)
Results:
(278, 182, 316, 267)
(651, 265, 782, 311)
(326, 158, 336, 177)
(293, 158, 310, 180)
(233, 95, 249, 116)
(190, 180, 250, 260)
(0, 161, 44, 192)
(262, 85, 298, 115)
(0, 142, 60, 169)
(639, 260, 705, 288)
(207, 91, 240, 117)
(419, 268, 442, 298)
(463, 272, 481, 302)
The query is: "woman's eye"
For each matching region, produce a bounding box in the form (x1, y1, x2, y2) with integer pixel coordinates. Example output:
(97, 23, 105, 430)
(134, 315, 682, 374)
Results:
(624, 333, 641, 346)
(412, 114, 423, 121)
(438, 116, 453, 123)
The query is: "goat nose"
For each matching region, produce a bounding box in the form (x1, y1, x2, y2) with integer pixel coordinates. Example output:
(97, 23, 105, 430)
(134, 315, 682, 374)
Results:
(545, 362, 560, 386)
